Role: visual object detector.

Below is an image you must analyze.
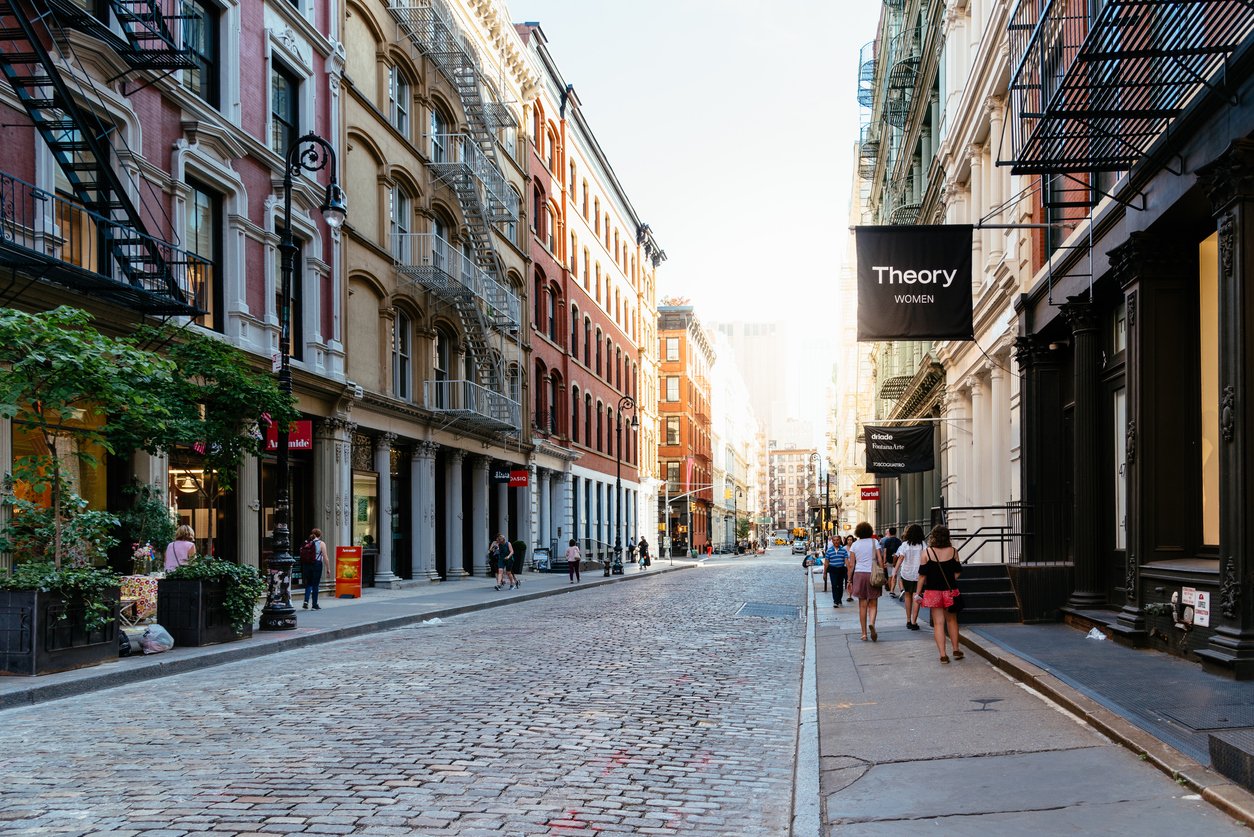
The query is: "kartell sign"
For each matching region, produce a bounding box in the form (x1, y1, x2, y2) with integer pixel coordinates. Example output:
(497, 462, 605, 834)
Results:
(856, 225, 974, 341)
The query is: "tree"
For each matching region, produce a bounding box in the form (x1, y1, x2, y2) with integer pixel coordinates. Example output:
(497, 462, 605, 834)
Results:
(0, 307, 178, 568)
(137, 323, 298, 557)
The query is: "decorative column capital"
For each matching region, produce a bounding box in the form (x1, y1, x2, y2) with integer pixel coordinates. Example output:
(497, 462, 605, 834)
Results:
(1061, 295, 1099, 334)
(318, 416, 356, 437)
(1109, 231, 1189, 290)
(1013, 335, 1052, 371)
(378, 432, 398, 449)
(1197, 138, 1254, 215)
(415, 440, 440, 459)
(447, 448, 465, 463)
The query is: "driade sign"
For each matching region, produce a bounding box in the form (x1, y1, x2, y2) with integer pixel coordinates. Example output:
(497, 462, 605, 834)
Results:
(864, 425, 935, 475)
(856, 225, 974, 341)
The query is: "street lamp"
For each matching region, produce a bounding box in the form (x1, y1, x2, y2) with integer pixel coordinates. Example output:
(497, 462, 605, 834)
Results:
(611, 394, 638, 576)
(261, 132, 347, 632)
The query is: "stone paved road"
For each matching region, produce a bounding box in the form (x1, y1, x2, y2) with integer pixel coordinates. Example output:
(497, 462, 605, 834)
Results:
(0, 556, 804, 837)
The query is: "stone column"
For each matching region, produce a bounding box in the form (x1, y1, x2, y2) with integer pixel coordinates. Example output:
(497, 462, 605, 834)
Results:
(314, 418, 355, 555)
(986, 97, 1006, 264)
(968, 375, 986, 507)
(989, 360, 1007, 509)
(445, 450, 466, 578)
(496, 480, 510, 542)
(968, 145, 985, 277)
(1063, 296, 1105, 609)
(561, 471, 574, 543)
(538, 470, 552, 550)
(413, 441, 440, 581)
(1014, 335, 1066, 564)
(373, 433, 399, 586)
(470, 456, 490, 578)
(1197, 141, 1254, 678)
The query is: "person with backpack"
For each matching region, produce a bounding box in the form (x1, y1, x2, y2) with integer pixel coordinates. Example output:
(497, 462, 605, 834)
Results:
(300, 528, 330, 610)
(880, 527, 903, 598)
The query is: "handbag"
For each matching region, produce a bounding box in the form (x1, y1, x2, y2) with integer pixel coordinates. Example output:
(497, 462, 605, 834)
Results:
(869, 551, 886, 588)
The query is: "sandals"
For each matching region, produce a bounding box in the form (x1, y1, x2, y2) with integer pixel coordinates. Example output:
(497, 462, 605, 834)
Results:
(868, 625, 877, 642)
(939, 655, 950, 664)
(953, 650, 965, 660)
(861, 635, 868, 642)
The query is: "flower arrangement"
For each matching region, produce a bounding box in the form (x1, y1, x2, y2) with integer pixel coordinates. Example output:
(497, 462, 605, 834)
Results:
(131, 542, 158, 575)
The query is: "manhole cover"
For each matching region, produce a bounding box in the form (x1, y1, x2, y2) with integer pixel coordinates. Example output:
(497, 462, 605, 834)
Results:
(736, 602, 800, 620)
(1161, 705, 1254, 731)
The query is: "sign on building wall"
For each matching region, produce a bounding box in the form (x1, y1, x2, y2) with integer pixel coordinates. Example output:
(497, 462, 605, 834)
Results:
(855, 225, 974, 341)
(860, 485, 880, 501)
(864, 425, 935, 475)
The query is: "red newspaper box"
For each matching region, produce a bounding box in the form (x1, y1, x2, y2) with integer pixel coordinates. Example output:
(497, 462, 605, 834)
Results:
(335, 546, 363, 598)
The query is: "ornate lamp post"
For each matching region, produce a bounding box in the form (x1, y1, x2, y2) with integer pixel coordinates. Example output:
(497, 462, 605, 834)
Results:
(611, 395, 638, 576)
(260, 133, 347, 632)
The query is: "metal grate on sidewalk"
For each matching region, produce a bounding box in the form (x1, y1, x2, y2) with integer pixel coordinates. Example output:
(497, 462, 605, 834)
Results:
(736, 602, 801, 620)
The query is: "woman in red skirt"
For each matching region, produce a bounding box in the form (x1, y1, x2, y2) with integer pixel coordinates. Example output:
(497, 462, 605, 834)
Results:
(916, 525, 963, 663)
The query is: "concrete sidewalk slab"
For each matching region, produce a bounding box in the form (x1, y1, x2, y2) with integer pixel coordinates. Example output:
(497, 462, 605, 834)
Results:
(0, 562, 692, 711)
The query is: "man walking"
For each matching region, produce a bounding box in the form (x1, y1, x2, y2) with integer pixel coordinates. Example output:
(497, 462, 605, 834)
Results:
(824, 536, 847, 607)
(880, 527, 903, 598)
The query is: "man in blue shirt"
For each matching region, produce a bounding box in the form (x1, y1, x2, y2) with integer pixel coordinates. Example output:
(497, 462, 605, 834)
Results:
(824, 538, 847, 607)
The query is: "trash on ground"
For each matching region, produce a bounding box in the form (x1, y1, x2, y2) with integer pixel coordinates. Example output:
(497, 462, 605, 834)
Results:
(1085, 628, 1107, 641)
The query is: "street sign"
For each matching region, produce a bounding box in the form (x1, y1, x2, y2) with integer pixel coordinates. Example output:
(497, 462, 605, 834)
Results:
(860, 485, 880, 501)
(509, 469, 529, 487)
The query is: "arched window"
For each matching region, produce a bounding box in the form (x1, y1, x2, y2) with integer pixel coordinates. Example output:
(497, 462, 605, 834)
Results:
(546, 285, 558, 343)
(571, 385, 580, 444)
(605, 336, 613, 381)
(388, 65, 410, 137)
(534, 360, 546, 429)
(548, 374, 559, 435)
(615, 347, 622, 390)
(545, 203, 557, 253)
(582, 248, 590, 286)
(430, 106, 451, 162)
(606, 407, 615, 459)
(389, 185, 412, 262)
(433, 327, 453, 408)
(582, 181, 589, 217)
(569, 161, 577, 197)
(583, 317, 591, 366)
(569, 304, 579, 355)
(392, 309, 411, 401)
(596, 401, 603, 452)
(584, 393, 592, 447)
(595, 328, 602, 375)
(533, 271, 545, 328)
(570, 232, 578, 273)
(594, 263, 601, 304)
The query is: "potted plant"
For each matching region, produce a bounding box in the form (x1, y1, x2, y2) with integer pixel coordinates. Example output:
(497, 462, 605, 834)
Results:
(0, 307, 179, 674)
(159, 555, 267, 645)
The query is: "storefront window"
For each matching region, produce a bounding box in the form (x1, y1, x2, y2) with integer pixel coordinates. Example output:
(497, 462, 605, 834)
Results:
(1200, 232, 1220, 546)
(352, 471, 378, 550)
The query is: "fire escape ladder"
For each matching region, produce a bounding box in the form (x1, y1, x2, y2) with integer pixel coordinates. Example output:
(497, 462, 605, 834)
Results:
(107, 0, 197, 71)
(390, 0, 519, 428)
(0, 0, 192, 309)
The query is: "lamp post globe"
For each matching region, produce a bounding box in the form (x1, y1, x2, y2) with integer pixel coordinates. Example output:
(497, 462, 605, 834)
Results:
(612, 395, 638, 576)
(261, 133, 345, 632)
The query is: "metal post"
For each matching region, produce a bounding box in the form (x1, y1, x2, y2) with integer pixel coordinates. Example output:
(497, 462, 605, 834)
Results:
(612, 395, 636, 576)
(261, 133, 347, 632)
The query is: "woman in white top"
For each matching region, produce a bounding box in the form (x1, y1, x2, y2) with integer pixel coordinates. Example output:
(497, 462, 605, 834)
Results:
(893, 524, 926, 631)
(845, 521, 886, 641)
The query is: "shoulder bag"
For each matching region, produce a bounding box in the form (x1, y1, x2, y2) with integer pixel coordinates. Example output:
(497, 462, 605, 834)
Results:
(941, 550, 963, 613)
(868, 543, 886, 588)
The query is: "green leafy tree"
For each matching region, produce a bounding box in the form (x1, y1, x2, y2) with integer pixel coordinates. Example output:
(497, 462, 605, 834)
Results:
(137, 323, 298, 557)
(0, 307, 178, 568)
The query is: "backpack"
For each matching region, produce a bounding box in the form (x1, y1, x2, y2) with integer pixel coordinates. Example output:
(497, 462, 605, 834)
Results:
(299, 538, 318, 564)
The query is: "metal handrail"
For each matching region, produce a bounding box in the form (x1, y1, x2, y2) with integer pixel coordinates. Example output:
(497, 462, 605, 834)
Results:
(426, 133, 519, 221)
(395, 232, 520, 325)
(424, 379, 520, 425)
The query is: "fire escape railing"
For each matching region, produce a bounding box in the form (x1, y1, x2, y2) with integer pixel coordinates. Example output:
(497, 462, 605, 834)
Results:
(1006, 0, 1254, 174)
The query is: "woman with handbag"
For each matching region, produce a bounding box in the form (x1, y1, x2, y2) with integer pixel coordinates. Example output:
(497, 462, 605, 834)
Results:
(916, 525, 963, 663)
(846, 521, 886, 642)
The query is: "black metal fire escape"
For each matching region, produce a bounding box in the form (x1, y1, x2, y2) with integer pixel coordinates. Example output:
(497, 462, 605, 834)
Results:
(0, 0, 201, 314)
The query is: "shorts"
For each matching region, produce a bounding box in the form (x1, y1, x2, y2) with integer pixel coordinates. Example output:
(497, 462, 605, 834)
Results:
(921, 589, 958, 609)
(510, 557, 523, 574)
(489, 557, 499, 573)
(898, 578, 917, 594)
(849, 572, 882, 600)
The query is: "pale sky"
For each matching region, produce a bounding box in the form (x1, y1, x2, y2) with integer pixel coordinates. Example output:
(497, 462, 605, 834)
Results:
(514, 0, 883, 328)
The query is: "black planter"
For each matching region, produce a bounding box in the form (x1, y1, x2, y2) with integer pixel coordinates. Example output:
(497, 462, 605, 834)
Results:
(157, 578, 252, 647)
(0, 587, 120, 676)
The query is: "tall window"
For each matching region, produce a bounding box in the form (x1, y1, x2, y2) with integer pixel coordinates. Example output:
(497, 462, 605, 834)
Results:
(665, 336, 679, 361)
(595, 328, 602, 374)
(583, 318, 591, 366)
(274, 226, 303, 360)
(534, 362, 546, 429)
(390, 186, 411, 262)
(569, 161, 577, 198)
(392, 310, 412, 401)
(271, 63, 300, 156)
(433, 328, 452, 408)
(548, 376, 559, 435)
(546, 286, 557, 342)
(570, 233, 578, 273)
(1200, 232, 1220, 544)
(430, 108, 449, 162)
(545, 205, 557, 252)
(584, 394, 592, 446)
(187, 179, 222, 332)
(665, 376, 679, 401)
(571, 386, 580, 443)
(666, 417, 680, 445)
(596, 403, 603, 452)
(570, 304, 579, 354)
(388, 66, 410, 136)
(666, 461, 680, 489)
(181, 0, 218, 106)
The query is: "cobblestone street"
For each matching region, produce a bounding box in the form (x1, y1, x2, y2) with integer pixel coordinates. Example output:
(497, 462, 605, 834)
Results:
(0, 558, 804, 836)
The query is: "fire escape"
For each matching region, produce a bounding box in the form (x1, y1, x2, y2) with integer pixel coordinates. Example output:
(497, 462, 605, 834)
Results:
(0, 0, 204, 315)
(389, 0, 522, 436)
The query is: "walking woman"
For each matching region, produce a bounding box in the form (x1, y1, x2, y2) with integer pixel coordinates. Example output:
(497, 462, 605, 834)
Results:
(917, 525, 963, 663)
(847, 522, 885, 641)
(893, 524, 925, 630)
(565, 538, 582, 583)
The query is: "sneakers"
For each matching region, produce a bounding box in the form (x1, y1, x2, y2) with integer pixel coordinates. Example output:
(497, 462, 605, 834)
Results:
(494, 584, 501, 591)
(508, 583, 516, 590)
(302, 601, 309, 609)
(312, 604, 321, 610)
(515, 580, 522, 588)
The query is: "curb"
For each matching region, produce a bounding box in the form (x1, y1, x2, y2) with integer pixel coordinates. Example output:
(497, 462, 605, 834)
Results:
(962, 631, 1254, 827)
(0, 564, 691, 712)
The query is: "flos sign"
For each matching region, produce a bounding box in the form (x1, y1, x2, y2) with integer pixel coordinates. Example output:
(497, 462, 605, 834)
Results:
(864, 425, 935, 475)
(856, 224, 974, 341)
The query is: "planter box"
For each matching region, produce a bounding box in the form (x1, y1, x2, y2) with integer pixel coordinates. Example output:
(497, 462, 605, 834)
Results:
(157, 578, 252, 647)
(0, 587, 120, 676)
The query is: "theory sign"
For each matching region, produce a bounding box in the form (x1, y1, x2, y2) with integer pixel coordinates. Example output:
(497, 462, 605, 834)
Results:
(856, 225, 974, 342)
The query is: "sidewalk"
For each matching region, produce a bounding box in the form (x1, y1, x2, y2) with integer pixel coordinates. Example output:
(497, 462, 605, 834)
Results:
(0, 560, 691, 711)
(809, 576, 1254, 833)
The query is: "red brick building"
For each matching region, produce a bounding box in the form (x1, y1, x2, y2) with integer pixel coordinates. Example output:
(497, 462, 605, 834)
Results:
(658, 304, 715, 555)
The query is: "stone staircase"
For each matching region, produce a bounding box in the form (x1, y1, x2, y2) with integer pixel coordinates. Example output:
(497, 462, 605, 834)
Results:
(955, 563, 1022, 624)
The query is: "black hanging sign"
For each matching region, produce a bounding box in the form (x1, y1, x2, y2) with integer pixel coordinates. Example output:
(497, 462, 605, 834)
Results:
(864, 425, 935, 475)
(856, 224, 974, 341)
(491, 466, 512, 484)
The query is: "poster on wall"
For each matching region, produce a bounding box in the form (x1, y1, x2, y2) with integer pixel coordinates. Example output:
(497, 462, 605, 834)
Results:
(856, 225, 974, 341)
(864, 425, 935, 475)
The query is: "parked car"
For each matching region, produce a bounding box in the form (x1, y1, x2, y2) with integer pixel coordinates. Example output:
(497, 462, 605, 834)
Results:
(791, 539, 808, 555)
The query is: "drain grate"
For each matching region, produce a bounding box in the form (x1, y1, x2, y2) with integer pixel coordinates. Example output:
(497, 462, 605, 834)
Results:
(736, 602, 801, 620)
(1161, 705, 1254, 731)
